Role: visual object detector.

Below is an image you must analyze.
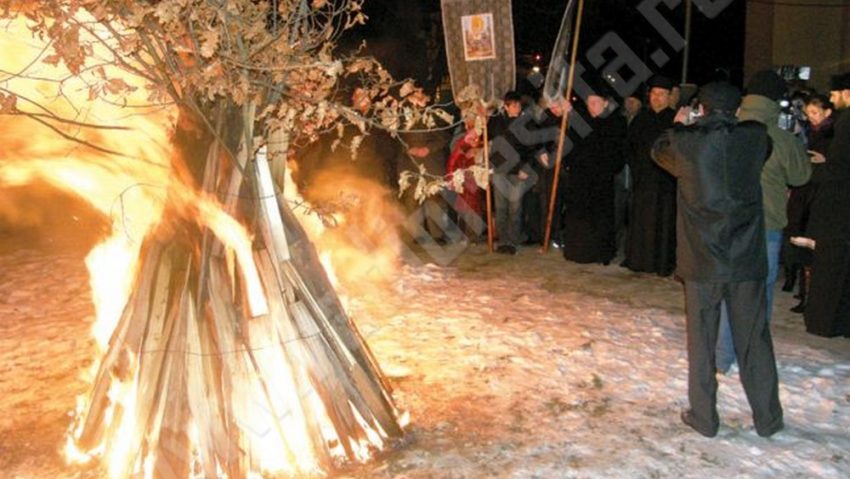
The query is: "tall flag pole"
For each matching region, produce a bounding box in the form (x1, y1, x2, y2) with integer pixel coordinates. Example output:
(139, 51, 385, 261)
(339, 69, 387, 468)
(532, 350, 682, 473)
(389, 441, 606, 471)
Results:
(542, 0, 586, 253)
(482, 103, 495, 252)
(441, 0, 515, 252)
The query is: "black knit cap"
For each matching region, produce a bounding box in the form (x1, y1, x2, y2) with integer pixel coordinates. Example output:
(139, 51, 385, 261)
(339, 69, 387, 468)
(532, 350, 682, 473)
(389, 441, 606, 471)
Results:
(830, 72, 850, 91)
(503, 90, 522, 103)
(626, 84, 645, 100)
(698, 81, 741, 113)
(647, 75, 674, 91)
(746, 70, 787, 101)
(584, 75, 614, 99)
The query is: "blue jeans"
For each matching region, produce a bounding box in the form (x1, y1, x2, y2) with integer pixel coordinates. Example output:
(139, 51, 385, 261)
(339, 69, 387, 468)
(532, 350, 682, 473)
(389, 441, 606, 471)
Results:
(492, 173, 531, 247)
(716, 229, 782, 372)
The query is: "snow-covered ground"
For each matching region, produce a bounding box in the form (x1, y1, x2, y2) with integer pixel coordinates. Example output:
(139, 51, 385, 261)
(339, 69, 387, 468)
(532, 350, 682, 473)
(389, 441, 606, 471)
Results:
(1, 239, 848, 478)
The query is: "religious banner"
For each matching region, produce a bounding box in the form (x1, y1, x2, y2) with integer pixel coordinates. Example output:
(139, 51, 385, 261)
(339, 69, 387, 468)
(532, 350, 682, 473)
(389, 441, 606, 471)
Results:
(543, 0, 576, 103)
(442, 0, 515, 102)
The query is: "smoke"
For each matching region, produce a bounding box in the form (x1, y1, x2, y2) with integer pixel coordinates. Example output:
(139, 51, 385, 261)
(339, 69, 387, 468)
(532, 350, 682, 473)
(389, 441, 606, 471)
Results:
(289, 158, 406, 294)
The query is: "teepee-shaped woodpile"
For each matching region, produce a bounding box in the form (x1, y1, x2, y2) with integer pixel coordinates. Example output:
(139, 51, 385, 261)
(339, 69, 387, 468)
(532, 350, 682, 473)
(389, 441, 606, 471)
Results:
(68, 110, 403, 478)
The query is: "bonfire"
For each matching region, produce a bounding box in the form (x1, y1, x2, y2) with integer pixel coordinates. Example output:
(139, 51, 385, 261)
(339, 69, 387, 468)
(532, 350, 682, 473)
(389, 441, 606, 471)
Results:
(0, 1, 443, 477)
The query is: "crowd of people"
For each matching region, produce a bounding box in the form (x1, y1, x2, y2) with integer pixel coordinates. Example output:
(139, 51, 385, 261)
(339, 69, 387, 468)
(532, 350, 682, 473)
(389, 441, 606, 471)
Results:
(390, 68, 850, 440)
(415, 75, 678, 266)
(400, 69, 850, 345)
(292, 68, 850, 441)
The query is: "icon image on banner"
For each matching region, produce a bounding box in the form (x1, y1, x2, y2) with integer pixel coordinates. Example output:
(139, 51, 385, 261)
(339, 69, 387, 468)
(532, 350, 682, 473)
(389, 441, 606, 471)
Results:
(461, 13, 497, 61)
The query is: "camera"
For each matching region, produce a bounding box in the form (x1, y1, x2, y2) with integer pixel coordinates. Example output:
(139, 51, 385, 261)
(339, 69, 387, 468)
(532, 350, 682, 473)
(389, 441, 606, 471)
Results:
(777, 65, 811, 82)
(681, 97, 702, 125)
(686, 106, 702, 125)
(777, 93, 806, 133)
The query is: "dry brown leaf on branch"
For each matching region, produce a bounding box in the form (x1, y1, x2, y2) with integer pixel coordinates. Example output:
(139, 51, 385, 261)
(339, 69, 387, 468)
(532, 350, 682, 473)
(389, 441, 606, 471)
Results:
(380, 109, 399, 132)
(349, 134, 364, 159)
(472, 164, 491, 189)
(399, 81, 415, 98)
(2, 0, 41, 15)
(424, 180, 445, 198)
(451, 169, 465, 192)
(323, 60, 343, 78)
(87, 85, 100, 101)
(312, 0, 328, 8)
(413, 175, 427, 203)
(153, 0, 181, 23)
(199, 29, 219, 58)
(351, 87, 371, 112)
(104, 78, 137, 95)
(397, 170, 414, 197)
(433, 108, 455, 125)
(407, 90, 430, 108)
(0, 92, 18, 114)
(346, 57, 375, 74)
(345, 11, 367, 29)
(402, 107, 418, 131)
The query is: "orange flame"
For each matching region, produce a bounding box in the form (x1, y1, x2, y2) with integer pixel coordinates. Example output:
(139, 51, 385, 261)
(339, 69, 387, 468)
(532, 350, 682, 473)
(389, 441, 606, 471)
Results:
(1, 13, 404, 478)
(286, 164, 403, 297)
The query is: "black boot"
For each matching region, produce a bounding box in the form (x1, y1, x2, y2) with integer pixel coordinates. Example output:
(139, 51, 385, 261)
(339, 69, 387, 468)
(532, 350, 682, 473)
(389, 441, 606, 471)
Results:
(790, 267, 810, 313)
(782, 265, 798, 292)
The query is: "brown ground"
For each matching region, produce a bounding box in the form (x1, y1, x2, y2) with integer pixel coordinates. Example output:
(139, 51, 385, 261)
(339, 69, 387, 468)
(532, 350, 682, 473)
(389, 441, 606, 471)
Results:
(1, 230, 848, 479)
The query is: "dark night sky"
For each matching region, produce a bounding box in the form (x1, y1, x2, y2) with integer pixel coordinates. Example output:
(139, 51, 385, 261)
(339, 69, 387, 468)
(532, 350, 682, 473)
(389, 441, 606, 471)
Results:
(347, 0, 748, 96)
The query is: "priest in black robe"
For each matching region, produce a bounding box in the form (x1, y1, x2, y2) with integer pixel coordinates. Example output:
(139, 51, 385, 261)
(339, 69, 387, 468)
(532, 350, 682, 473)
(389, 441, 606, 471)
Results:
(804, 72, 850, 338)
(622, 75, 678, 276)
(561, 87, 626, 264)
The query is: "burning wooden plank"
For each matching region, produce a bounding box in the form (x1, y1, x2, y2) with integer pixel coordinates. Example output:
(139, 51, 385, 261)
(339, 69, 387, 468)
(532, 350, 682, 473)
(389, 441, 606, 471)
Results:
(63, 136, 404, 477)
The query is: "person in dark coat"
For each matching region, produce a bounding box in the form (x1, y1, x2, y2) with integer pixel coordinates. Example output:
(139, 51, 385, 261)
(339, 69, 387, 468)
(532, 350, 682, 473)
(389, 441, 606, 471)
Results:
(622, 75, 677, 275)
(521, 91, 549, 245)
(488, 91, 536, 254)
(783, 94, 834, 312)
(715, 70, 811, 374)
(803, 72, 850, 338)
(527, 99, 570, 248)
(561, 91, 626, 264)
(652, 81, 783, 438)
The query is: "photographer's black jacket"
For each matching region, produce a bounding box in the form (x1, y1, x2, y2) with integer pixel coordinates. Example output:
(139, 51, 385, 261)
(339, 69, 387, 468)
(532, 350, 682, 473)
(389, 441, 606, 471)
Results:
(651, 114, 771, 282)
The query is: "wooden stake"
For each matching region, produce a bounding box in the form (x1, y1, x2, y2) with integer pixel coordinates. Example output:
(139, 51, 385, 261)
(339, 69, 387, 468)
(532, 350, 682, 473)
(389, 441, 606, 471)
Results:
(483, 105, 494, 253)
(543, 0, 586, 254)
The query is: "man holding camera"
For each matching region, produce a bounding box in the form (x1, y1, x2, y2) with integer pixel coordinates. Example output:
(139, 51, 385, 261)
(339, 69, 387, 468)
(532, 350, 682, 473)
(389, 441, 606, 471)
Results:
(652, 82, 784, 438)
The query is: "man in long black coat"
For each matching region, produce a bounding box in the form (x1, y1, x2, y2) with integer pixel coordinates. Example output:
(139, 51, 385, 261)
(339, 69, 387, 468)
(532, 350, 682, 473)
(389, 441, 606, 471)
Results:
(652, 82, 783, 438)
(623, 75, 677, 275)
(561, 92, 626, 264)
(804, 72, 850, 338)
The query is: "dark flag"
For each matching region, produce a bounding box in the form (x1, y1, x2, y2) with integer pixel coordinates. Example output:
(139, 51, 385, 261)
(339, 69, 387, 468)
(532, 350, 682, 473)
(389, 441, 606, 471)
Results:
(543, 0, 577, 103)
(441, 0, 515, 102)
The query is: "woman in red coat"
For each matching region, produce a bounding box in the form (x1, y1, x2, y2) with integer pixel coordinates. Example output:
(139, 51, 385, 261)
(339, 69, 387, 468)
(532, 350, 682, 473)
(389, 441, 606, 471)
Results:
(446, 128, 484, 239)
